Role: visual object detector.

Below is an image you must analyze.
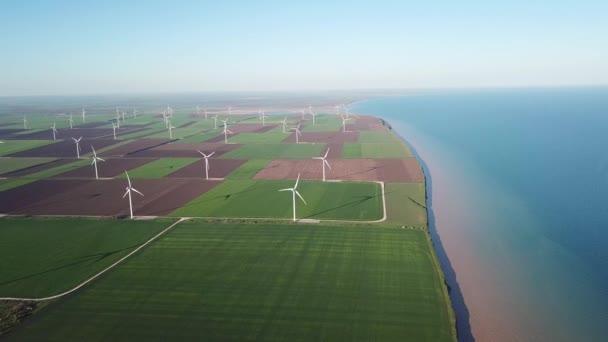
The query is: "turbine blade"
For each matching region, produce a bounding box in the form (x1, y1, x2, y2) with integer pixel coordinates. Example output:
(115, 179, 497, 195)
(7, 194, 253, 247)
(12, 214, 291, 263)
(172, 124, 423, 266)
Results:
(295, 191, 307, 205)
(324, 147, 330, 158)
(294, 173, 300, 188)
(278, 188, 293, 192)
(324, 159, 332, 170)
(208, 151, 215, 157)
(123, 188, 129, 198)
(132, 188, 144, 196)
(125, 171, 131, 186)
(97, 157, 105, 162)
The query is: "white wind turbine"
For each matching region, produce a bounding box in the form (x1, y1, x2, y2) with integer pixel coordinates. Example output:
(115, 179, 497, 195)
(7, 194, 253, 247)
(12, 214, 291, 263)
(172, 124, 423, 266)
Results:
(111, 122, 118, 140)
(213, 114, 219, 129)
(68, 114, 74, 129)
(81, 108, 86, 122)
(291, 123, 303, 144)
(228, 106, 232, 115)
(308, 104, 313, 115)
(116, 107, 121, 121)
(72, 136, 82, 158)
(301, 109, 306, 120)
(221, 119, 233, 144)
(340, 115, 352, 133)
(260, 111, 267, 126)
(203, 108, 208, 120)
(133, 108, 138, 118)
(334, 104, 341, 116)
(344, 107, 351, 119)
(23, 116, 28, 130)
(123, 171, 143, 219)
(310, 111, 318, 125)
(115, 117, 120, 129)
(90, 145, 105, 179)
(197, 150, 215, 180)
(281, 116, 288, 133)
(168, 119, 176, 139)
(51, 122, 58, 140)
(162, 109, 169, 128)
(313, 148, 332, 182)
(196, 104, 201, 116)
(279, 173, 307, 222)
(121, 110, 126, 122)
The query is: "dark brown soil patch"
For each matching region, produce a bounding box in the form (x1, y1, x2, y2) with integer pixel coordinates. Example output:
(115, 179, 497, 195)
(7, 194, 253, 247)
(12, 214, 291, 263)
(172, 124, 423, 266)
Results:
(0, 159, 73, 177)
(52, 158, 158, 178)
(8, 139, 120, 158)
(100, 138, 169, 157)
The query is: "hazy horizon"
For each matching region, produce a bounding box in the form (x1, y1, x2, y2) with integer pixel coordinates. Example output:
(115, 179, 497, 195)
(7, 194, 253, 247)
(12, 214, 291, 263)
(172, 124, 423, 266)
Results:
(2, 1, 607, 96)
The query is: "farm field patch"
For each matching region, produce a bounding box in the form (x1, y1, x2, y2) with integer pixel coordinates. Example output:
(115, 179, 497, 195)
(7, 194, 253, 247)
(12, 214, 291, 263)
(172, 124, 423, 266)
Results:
(5, 223, 454, 341)
(222, 143, 324, 159)
(120, 158, 198, 178)
(342, 142, 414, 158)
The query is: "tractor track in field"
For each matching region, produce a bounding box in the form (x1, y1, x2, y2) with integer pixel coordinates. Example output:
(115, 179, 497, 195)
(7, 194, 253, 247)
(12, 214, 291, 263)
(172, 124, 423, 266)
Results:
(0, 218, 187, 302)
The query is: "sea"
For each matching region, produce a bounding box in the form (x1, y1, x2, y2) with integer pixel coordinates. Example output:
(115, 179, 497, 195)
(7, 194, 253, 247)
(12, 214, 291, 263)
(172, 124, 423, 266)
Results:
(351, 87, 608, 342)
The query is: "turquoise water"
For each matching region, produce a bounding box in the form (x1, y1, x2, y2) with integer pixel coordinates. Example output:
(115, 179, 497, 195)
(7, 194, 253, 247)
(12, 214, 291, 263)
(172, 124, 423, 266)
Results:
(352, 88, 608, 341)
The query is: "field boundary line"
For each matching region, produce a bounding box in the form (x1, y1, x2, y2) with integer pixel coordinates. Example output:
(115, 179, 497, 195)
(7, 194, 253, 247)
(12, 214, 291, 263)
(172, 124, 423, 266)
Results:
(0, 217, 186, 302)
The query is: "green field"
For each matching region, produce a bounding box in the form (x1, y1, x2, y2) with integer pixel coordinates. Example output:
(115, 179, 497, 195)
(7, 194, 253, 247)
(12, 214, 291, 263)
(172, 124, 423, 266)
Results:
(342, 142, 414, 158)
(385, 182, 427, 226)
(176, 130, 220, 143)
(0, 140, 55, 156)
(228, 132, 289, 144)
(223, 143, 325, 159)
(0, 157, 56, 174)
(170, 179, 383, 221)
(358, 130, 402, 143)
(224, 159, 271, 180)
(0, 217, 173, 297)
(6, 222, 455, 341)
(121, 158, 197, 178)
(301, 115, 342, 132)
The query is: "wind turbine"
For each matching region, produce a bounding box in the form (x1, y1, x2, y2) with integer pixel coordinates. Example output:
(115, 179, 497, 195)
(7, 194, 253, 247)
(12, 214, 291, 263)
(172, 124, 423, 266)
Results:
(196, 104, 201, 117)
(90, 145, 105, 179)
(111, 122, 118, 140)
(203, 108, 208, 120)
(313, 148, 332, 182)
(50, 122, 58, 140)
(279, 173, 307, 222)
(68, 114, 74, 129)
(221, 119, 233, 144)
(260, 111, 267, 126)
(168, 120, 176, 139)
(81, 108, 86, 122)
(344, 107, 351, 119)
(340, 115, 351, 133)
(281, 116, 288, 133)
(310, 111, 318, 125)
(23, 116, 27, 130)
(72, 136, 82, 158)
(133, 108, 138, 118)
(228, 106, 232, 115)
(115, 117, 120, 129)
(308, 105, 313, 115)
(121, 110, 126, 122)
(291, 123, 303, 144)
(197, 150, 215, 180)
(116, 107, 121, 121)
(123, 171, 144, 219)
(301, 109, 306, 120)
(334, 105, 341, 116)
(162, 109, 169, 128)
(213, 114, 219, 129)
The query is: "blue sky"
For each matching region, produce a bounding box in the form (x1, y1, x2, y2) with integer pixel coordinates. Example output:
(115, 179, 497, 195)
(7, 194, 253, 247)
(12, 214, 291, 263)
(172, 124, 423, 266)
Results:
(1, 0, 607, 95)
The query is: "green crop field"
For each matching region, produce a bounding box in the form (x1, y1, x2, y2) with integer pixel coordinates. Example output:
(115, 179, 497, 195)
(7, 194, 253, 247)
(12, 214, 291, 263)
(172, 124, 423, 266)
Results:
(176, 130, 219, 143)
(301, 115, 342, 132)
(224, 159, 271, 180)
(121, 158, 197, 178)
(358, 130, 402, 143)
(6, 222, 455, 341)
(0, 140, 55, 156)
(170, 179, 382, 221)
(0, 157, 56, 174)
(384, 182, 427, 226)
(222, 143, 325, 159)
(342, 142, 414, 158)
(0, 178, 33, 191)
(0, 217, 173, 298)
(228, 132, 289, 144)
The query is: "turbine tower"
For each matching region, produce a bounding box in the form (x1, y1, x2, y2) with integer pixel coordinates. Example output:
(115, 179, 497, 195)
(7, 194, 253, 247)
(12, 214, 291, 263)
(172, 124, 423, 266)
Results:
(50, 122, 58, 140)
(340, 115, 351, 133)
(260, 111, 267, 126)
(81, 108, 86, 122)
(168, 120, 175, 139)
(213, 114, 219, 129)
(313, 148, 332, 181)
(133, 108, 138, 118)
(310, 112, 317, 125)
(281, 116, 288, 133)
(23, 116, 28, 130)
(72, 136, 82, 158)
(68, 114, 74, 129)
(197, 150, 215, 180)
(111, 122, 118, 140)
(279, 173, 307, 222)
(291, 123, 303, 144)
(123, 171, 144, 219)
(90, 145, 105, 179)
(221, 119, 233, 144)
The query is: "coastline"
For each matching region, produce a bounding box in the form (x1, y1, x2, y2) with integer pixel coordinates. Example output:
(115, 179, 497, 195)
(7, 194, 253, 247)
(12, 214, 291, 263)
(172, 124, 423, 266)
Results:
(384, 118, 465, 341)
